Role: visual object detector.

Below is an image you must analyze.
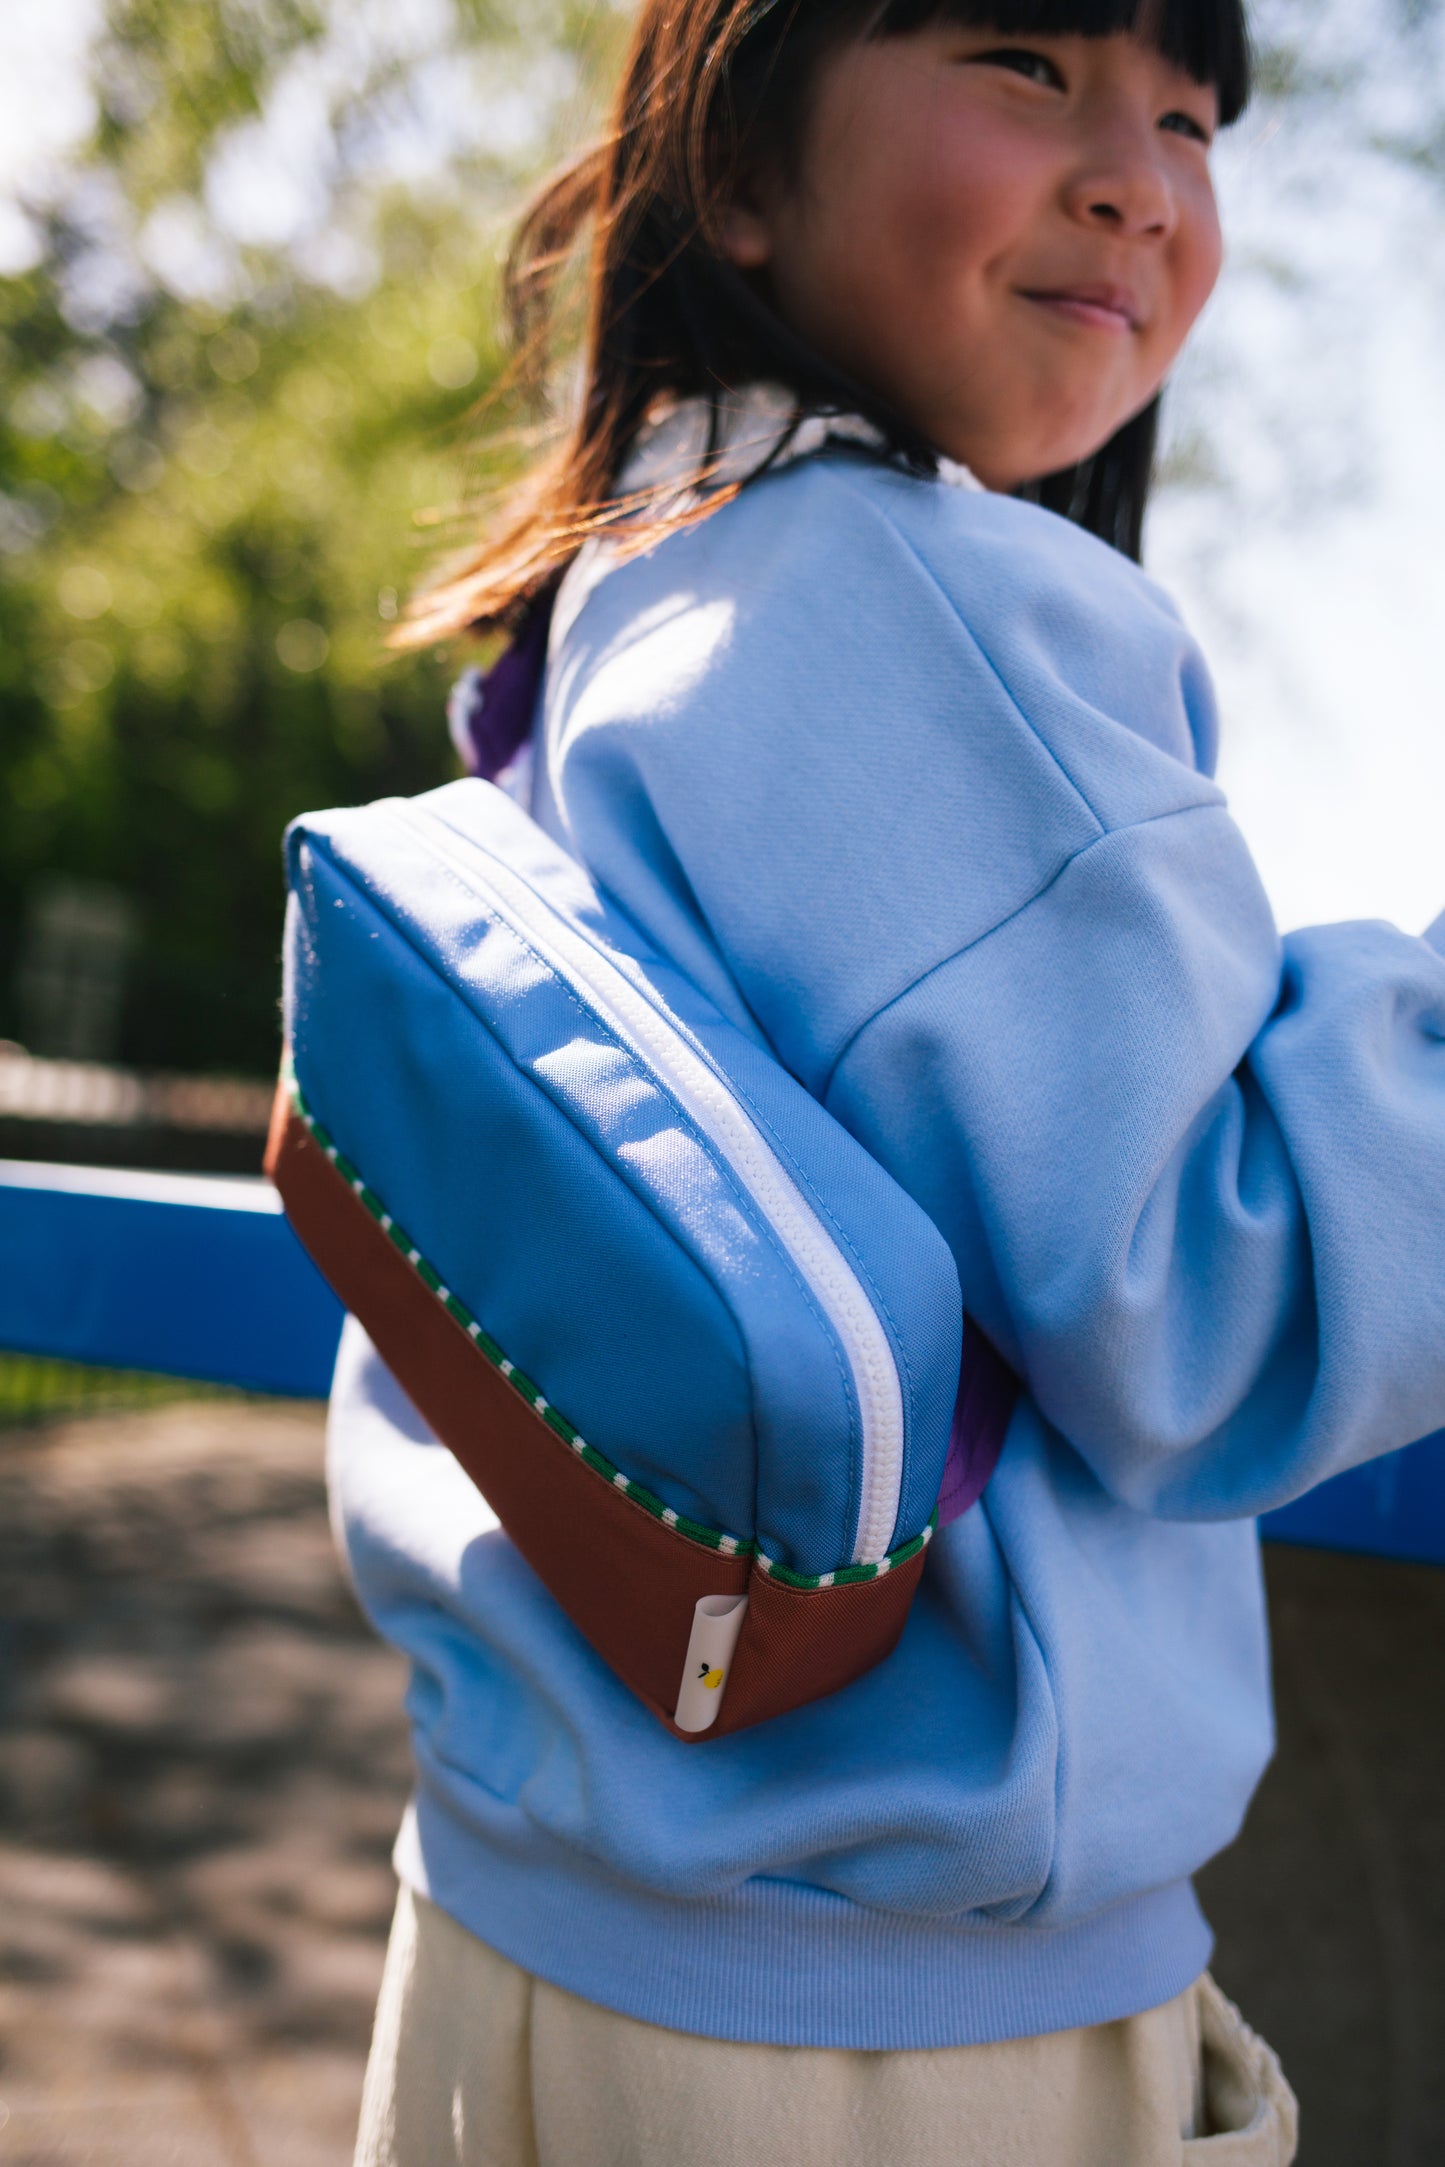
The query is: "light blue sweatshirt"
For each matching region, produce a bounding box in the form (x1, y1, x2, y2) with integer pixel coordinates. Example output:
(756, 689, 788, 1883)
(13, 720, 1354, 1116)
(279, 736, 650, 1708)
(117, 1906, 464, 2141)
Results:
(330, 445, 1445, 2048)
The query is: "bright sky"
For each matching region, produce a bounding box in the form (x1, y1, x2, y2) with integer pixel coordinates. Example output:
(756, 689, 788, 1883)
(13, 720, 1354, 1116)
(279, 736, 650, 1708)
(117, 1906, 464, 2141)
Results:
(0, 0, 99, 274)
(1157, 350, 1445, 939)
(1154, 53, 1445, 939)
(3, 0, 1443, 940)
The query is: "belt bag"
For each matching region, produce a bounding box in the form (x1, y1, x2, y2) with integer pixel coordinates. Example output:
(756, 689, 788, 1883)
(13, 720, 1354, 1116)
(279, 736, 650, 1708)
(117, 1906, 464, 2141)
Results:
(269, 780, 1015, 1740)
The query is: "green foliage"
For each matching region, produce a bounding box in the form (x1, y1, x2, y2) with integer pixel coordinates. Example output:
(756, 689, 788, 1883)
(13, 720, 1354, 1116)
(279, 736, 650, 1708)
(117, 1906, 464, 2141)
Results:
(0, 0, 624, 1071)
(0, 1351, 229, 1428)
(95, 0, 328, 210)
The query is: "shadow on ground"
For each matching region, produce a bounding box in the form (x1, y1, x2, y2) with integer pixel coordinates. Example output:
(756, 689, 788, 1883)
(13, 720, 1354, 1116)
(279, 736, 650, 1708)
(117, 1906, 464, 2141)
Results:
(0, 1401, 410, 2165)
(1, 1399, 1441, 2164)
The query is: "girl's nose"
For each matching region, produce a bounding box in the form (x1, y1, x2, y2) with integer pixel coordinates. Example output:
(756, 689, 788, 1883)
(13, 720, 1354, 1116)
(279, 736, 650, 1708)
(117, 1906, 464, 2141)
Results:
(1062, 142, 1176, 241)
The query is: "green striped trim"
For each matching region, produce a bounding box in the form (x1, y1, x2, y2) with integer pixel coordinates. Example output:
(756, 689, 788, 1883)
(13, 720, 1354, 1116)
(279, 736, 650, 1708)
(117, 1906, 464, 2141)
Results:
(283, 1063, 935, 1592)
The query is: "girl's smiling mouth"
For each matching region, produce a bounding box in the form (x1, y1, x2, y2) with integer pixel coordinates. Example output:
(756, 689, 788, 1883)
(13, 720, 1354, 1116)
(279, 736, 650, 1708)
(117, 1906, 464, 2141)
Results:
(1018, 284, 1143, 332)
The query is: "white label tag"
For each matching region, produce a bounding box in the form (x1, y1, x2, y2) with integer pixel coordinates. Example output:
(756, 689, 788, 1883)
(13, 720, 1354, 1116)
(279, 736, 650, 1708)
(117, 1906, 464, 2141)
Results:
(673, 1593, 749, 1733)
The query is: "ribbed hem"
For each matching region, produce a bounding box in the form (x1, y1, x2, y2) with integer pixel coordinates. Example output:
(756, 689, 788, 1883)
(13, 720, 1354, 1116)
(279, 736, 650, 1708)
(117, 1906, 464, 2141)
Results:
(395, 1785, 1212, 2050)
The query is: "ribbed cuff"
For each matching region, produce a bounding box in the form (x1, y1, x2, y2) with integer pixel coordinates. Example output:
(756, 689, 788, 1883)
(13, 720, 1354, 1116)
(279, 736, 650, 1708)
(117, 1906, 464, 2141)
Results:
(395, 1783, 1212, 2051)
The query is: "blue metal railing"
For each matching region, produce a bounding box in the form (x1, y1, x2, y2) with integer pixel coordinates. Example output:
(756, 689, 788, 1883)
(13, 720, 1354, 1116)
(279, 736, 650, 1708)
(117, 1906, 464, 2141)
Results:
(1261, 1427, 1445, 1566)
(2, 1156, 1441, 1564)
(0, 1159, 342, 1400)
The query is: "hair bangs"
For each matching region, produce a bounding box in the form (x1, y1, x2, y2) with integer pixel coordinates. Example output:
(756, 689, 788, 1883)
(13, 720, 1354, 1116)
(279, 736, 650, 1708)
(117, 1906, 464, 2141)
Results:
(869, 0, 1251, 123)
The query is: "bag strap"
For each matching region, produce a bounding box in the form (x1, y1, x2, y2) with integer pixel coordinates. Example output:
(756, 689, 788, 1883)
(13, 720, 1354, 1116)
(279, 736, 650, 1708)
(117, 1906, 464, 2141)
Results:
(446, 585, 557, 782)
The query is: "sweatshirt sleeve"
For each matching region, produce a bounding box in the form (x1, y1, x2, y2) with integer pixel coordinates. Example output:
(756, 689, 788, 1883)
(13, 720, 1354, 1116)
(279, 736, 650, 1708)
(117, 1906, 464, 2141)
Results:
(826, 800, 1445, 1519)
(545, 458, 1445, 1522)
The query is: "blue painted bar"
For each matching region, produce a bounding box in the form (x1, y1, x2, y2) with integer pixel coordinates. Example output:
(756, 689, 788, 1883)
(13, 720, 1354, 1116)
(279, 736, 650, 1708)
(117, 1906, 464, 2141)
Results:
(0, 1159, 344, 1399)
(2, 1156, 1443, 1560)
(1261, 1432, 1445, 1569)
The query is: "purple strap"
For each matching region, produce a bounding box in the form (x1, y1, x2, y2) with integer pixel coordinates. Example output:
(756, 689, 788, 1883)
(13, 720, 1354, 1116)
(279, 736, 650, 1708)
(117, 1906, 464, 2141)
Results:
(937, 1326, 1018, 1527)
(447, 588, 557, 782)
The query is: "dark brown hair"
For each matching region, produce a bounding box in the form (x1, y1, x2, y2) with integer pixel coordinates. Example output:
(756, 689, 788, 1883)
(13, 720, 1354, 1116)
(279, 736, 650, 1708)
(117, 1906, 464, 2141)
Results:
(402, 0, 1251, 646)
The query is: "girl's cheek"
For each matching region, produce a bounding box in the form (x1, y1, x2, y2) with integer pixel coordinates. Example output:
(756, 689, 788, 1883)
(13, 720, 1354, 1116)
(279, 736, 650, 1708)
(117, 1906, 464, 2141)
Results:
(924, 110, 1044, 244)
(1176, 193, 1224, 341)
(1182, 162, 1223, 281)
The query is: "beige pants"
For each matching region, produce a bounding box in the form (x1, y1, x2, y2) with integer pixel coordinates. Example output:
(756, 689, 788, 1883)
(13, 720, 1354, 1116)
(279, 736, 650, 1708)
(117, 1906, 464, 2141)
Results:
(355, 1885, 1297, 2167)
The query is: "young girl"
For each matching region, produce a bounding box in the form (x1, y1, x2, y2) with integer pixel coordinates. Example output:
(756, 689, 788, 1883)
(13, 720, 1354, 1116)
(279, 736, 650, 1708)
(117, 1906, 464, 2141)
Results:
(335, 1, 1445, 2158)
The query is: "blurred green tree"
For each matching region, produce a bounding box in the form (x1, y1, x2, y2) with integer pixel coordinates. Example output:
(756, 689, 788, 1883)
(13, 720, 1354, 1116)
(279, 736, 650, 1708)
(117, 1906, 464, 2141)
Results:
(0, 0, 624, 1072)
(9, 0, 1445, 1073)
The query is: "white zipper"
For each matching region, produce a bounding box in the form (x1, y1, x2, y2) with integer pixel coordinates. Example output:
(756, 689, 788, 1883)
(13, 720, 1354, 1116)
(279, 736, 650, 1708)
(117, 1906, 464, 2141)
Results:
(403, 802, 906, 1566)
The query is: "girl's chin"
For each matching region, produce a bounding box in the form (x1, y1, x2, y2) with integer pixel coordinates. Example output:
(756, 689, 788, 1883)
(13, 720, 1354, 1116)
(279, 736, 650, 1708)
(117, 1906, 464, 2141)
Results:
(902, 376, 1148, 485)
(960, 415, 1147, 490)
(921, 391, 1144, 487)
(949, 441, 1114, 491)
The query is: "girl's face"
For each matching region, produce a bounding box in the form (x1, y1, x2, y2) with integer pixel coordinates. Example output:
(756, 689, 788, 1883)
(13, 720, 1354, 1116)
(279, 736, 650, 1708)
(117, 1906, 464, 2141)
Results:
(721, 23, 1223, 489)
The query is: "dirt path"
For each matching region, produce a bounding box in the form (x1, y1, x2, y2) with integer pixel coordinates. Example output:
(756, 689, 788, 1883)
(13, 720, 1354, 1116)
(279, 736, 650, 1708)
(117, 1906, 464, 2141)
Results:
(2, 1397, 1443, 2165)
(0, 1400, 409, 2166)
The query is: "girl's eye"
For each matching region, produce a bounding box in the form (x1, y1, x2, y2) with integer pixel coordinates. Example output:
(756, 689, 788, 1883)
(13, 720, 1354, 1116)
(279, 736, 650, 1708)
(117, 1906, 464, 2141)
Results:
(1159, 109, 1212, 145)
(969, 47, 1067, 92)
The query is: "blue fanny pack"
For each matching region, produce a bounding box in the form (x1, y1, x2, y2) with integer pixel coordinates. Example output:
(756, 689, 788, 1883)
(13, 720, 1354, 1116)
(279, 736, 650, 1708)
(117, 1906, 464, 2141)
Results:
(269, 777, 1014, 1738)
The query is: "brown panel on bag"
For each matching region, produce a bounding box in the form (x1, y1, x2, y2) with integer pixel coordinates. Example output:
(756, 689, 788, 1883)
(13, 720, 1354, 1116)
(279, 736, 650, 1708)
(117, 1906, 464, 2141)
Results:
(267, 1088, 922, 1739)
(711, 1546, 925, 1738)
(267, 1098, 743, 1722)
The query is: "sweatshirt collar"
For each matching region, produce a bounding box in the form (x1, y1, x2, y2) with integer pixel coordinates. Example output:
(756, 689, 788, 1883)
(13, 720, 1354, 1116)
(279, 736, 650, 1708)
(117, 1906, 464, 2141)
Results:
(617, 383, 983, 499)
(540, 387, 982, 698)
